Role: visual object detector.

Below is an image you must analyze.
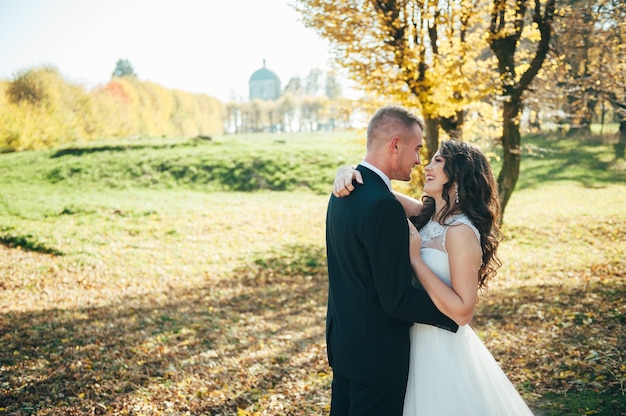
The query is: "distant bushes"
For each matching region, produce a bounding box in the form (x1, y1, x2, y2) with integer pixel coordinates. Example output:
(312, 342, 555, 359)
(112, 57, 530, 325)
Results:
(0, 66, 224, 152)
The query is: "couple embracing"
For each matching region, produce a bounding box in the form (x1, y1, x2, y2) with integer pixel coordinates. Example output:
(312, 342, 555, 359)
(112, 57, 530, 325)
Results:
(325, 105, 534, 415)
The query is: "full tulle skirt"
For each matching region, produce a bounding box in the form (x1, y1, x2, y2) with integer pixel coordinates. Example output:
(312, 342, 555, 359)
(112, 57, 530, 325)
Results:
(403, 324, 534, 415)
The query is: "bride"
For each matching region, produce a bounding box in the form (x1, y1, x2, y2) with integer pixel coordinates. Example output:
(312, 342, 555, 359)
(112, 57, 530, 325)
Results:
(334, 140, 534, 415)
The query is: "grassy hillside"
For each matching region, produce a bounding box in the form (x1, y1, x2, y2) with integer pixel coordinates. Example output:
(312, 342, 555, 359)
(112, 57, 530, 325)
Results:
(0, 132, 363, 193)
(0, 132, 624, 415)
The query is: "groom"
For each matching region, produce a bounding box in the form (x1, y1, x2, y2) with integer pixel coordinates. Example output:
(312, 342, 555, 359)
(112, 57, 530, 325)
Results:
(325, 105, 458, 415)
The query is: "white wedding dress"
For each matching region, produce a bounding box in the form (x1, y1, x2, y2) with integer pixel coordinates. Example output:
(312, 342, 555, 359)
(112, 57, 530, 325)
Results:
(403, 215, 534, 415)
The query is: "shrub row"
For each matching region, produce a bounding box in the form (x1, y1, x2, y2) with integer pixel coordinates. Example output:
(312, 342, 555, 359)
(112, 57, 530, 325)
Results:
(0, 66, 224, 152)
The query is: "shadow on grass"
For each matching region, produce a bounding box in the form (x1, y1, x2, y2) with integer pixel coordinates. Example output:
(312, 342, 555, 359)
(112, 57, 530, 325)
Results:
(0, 243, 329, 415)
(473, 259, 626, 416)
(0, 232, 63, 256)
(514, 136, 626, 191)
(49, 137, 210, 158)
(1, 245, 624, 415)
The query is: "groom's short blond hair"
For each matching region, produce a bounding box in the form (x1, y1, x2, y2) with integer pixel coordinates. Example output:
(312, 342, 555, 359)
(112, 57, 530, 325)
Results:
(366, 105, 424, 151)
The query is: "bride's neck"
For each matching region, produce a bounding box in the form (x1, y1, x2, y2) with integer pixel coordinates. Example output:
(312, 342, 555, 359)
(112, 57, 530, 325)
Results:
(432, 203, 446, 222)
(432, 200, 459, 222)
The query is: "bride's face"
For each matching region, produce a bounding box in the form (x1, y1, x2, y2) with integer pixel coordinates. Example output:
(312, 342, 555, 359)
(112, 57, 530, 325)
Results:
(423, 150, 449, 198)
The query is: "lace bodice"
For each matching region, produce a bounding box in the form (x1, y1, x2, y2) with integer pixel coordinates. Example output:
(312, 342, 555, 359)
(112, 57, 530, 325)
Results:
(419, 214, 481, 287)
(420, 214, 480, 252)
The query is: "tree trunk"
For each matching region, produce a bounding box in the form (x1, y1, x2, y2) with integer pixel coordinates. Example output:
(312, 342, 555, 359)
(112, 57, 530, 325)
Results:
(617, 120, 626, 159)
(565, 93, 593, 137)
(488, 0, 555, 223)
(497, 97, 523, 223)
(424, 116, 440, 162)
(439, 110, 465, 140)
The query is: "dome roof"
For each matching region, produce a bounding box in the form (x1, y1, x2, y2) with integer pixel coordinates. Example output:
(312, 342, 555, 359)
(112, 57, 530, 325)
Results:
(249, 60, 279, 82)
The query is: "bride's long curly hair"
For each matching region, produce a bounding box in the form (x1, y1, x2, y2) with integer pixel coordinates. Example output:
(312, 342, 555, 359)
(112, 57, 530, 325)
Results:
(410, 140, 503, 289)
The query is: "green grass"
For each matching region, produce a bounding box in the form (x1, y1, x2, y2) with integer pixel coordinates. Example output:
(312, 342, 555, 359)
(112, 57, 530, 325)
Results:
(0, 132, 364, 193)
(0, 131, 624, 415)
(514, 135, 626, 190)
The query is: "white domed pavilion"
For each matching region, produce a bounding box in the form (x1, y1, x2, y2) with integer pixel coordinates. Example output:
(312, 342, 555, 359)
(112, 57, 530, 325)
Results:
(249, 60, 281, 101)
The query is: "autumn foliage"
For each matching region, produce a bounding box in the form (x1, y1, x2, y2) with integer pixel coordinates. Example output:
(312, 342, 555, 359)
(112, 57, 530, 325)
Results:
(0, 66, 224, 152)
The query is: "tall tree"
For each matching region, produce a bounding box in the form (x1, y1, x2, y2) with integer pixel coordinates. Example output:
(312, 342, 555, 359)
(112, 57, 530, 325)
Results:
(591, 0, 625, 156)
(552, 1, 602, 137)
(283, 76, 303, 95)
(294, 0, 495, 158)
(295, 0, 557, 219)
(550, 0, 625, 143)
(325, 70, 343, 99)
(112, 59, 137, 78)
(487, 0, 556, 219)
(306, 68, 323, 96)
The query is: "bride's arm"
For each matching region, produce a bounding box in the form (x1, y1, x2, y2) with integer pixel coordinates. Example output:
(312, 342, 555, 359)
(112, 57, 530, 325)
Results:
(333, 166, 424, 217)
(393, 191, 423, 218)
(333, 165, 362, 197)
(408, 222, 481, 326)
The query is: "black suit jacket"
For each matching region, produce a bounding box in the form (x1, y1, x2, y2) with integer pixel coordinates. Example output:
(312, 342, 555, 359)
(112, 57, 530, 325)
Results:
(325, 165, 458, 386)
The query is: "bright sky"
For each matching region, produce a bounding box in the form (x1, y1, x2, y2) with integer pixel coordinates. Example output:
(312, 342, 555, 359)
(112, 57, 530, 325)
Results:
(0, 0, 334, 102)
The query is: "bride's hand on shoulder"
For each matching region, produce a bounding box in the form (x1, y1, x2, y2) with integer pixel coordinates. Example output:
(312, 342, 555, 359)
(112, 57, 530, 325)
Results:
(333, 165, 363, 197)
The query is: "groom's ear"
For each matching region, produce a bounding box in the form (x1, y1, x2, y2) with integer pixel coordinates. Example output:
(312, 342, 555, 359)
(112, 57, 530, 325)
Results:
(390, 136, 400, 152)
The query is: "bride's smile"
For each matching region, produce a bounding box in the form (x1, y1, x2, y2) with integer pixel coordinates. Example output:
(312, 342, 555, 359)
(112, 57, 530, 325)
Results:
(423, 151, 449, 206)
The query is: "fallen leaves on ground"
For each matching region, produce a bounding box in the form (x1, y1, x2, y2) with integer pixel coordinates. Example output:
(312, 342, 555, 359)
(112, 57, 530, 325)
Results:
(0, 191, 624, 415)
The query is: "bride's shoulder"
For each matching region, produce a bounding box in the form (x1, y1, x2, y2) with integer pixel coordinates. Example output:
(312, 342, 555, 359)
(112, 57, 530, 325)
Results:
(447, 214, 480, 242)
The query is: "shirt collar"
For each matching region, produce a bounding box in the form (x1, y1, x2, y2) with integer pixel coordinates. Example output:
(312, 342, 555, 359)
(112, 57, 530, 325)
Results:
(359, 160, 392, 191)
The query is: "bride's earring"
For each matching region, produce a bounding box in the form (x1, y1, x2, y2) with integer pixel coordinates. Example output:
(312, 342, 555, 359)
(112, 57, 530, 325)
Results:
(454, 183, 460, 204)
